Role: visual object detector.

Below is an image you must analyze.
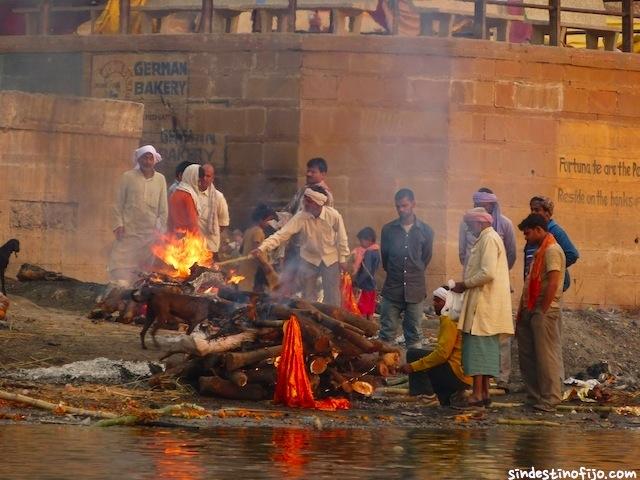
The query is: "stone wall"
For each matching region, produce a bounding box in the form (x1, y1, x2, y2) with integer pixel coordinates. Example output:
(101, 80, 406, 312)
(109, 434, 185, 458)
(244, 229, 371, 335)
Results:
(2, 35, 640, 305)
(0, 91, 144, 281)
(297, 37, 640, 307)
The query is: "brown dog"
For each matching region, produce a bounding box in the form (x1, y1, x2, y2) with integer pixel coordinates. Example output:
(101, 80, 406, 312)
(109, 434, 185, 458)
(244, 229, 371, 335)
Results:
(132, 287, 235, 349)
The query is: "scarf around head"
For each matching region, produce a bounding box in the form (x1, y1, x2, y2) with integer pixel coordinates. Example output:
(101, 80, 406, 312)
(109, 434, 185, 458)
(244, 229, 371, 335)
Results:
(527, 232, 557, 310)
(463, 207, 493, 224)
(176, 164, 201, 214)
(472, 191, 507, 234)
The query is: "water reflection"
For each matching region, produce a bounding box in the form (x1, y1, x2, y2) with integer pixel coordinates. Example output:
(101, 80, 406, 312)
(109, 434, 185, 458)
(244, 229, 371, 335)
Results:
(0, 424, 638, 479)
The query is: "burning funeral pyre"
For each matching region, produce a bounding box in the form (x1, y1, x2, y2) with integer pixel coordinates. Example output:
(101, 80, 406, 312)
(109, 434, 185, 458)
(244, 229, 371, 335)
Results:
(93, 231, 399, 403)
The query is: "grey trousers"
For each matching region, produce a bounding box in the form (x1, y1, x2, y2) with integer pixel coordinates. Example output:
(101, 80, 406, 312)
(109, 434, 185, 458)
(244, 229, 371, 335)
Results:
(299, 260, 340, 306)
(517, 308, 564, 408)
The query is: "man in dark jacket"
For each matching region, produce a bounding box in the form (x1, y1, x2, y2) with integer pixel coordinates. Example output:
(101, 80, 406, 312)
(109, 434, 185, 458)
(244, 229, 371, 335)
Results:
(379, 189, 434, 349)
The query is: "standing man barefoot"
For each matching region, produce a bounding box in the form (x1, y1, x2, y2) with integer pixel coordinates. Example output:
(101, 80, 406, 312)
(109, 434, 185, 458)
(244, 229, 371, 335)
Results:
(452, 208, 513, 407)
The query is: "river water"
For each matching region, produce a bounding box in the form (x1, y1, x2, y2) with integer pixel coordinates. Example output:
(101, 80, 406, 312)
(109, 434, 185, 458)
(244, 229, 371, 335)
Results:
(0, 424, 638, 479)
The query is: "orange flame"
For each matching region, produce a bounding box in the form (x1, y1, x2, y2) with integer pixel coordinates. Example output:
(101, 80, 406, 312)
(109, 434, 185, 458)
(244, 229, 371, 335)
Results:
(152, 231, 212, 278)
(228, 275, 245, 285)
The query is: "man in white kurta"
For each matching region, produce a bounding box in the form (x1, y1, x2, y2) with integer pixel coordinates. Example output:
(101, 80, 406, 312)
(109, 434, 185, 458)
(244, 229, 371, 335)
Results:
(109, 145, 168, 285)
(196, 163, 229, 255)
(253, 186, 349, 306)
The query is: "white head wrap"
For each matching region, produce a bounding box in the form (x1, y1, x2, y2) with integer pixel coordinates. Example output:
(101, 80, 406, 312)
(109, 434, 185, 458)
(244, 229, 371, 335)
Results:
(304, 188, 328, 206)
(133, 145, 162, 168)
(433, 287, 449, 302)
(175, 164, 201, 214)
(434, 285, 454, 316)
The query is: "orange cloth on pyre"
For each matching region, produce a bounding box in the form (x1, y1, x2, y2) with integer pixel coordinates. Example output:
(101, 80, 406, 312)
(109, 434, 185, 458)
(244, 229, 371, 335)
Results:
(274, 316, 350, 411)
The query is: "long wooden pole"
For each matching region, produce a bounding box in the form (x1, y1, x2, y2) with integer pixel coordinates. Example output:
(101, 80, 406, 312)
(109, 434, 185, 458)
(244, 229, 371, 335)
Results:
(473, 0, 487, 39)
(622, 0, 633, 52)
(201, 0, 213, 33)
(288, 0, 297, 32)
(119, 0, 130, 34)
(0, 389, 118, 419)
(549, 0, 561, 46)
(39, 0, 50, 35)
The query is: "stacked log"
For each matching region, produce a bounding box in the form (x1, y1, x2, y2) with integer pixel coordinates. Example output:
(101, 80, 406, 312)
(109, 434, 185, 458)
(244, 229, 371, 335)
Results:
(91, 269, 398, 403)
(143, 292, 398, 402)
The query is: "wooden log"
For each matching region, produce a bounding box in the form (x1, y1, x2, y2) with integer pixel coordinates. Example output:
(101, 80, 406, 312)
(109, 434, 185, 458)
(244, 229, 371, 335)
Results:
(296, 313, 334, 354)
(217, 287, 268, 304)
(244, 365, 277, 386)
(309, 356, 331, 374)
(348, 356, 390, 377)
(336, 372, 383, 388)
(351, 381, 374, 396)
(332, 337, 365, 359)
(198, 376, 268, 400)
(256, 303, 292, 320)
(0, 389, 118, 419)
(256, 327, 282, 343)
(291, 299, 364, 336)
(309, 373, 320, 393)
(254, 319, 285, 328)
(327, 367, 353, 394)
(224, 345, 282, 372)
(497, 418, 561, 427)
(254, 249, 280, 290)
(163, 358, 204, 381)
(227, 370, 248, 387)
(312, 303, 379, 337)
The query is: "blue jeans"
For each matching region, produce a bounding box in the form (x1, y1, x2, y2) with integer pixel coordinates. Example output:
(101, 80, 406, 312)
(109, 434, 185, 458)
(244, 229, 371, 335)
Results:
(379, 297, 424, 348)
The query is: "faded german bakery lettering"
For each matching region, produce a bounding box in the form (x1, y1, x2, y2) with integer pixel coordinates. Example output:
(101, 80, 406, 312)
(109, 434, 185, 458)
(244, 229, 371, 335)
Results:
(133, 61, 188, 97)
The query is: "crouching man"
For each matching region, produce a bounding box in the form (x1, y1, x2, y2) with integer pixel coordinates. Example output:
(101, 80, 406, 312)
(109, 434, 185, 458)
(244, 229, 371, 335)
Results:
(399, 286, 472, 406)
(517, 214, 566, 412)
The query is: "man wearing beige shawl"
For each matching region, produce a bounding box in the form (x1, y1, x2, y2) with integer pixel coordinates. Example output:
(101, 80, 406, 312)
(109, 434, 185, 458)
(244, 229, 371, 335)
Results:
(452, 207, 514, 407)
(109, 145, 167, 285)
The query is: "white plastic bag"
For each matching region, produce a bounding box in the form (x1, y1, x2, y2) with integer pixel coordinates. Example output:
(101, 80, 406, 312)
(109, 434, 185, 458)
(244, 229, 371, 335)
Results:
(444, 279, 463, 320)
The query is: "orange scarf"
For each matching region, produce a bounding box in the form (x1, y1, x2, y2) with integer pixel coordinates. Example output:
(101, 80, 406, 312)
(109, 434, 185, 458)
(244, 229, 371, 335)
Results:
(527, 233, 557, 310)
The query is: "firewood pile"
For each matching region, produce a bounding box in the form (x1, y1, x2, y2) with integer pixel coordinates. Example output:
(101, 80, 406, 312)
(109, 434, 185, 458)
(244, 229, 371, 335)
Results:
(91, 265, 400, 402)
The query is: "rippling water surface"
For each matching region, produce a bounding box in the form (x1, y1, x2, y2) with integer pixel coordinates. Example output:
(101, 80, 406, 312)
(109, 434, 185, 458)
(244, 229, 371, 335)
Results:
(0, 424, 639, 479)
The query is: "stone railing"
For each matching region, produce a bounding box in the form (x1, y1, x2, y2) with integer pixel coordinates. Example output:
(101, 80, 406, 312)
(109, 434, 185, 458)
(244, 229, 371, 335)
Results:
(4, 0, 640, 52)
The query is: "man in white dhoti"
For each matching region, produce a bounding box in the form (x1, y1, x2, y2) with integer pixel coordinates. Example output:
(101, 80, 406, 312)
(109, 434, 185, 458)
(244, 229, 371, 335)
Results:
(108, 145, 168, 285)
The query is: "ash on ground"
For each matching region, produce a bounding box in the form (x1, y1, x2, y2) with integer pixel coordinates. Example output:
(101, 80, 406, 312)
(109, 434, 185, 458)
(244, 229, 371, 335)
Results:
(4, 357, 163, 385)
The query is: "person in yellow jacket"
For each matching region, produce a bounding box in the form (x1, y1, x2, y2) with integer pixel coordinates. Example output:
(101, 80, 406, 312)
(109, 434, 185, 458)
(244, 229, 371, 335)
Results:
(399, 286, 472, 406)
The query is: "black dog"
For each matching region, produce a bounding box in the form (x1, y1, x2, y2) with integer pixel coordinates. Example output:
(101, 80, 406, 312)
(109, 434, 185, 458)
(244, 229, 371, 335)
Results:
(0, 239, 20, 296)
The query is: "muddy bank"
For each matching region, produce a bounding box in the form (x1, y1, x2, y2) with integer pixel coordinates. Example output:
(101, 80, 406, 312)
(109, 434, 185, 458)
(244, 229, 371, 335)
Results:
(1, 279, 639, 430)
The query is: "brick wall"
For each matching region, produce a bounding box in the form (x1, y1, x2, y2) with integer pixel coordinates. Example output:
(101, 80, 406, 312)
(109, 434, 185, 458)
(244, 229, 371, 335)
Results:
(0, 91, 143, 282)
(2, 35, 640, 305)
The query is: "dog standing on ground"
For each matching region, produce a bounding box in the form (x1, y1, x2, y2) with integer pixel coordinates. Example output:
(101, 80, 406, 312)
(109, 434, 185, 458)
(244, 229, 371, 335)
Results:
(0, 239, 20, 296)
(132, 286, 235, 349)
